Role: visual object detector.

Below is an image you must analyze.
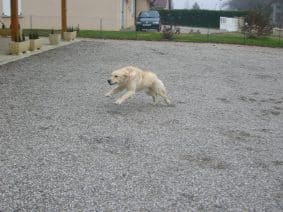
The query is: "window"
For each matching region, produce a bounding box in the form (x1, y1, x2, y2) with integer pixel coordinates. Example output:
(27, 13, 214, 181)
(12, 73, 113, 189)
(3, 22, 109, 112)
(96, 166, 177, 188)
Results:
(2, 0, 22, 16)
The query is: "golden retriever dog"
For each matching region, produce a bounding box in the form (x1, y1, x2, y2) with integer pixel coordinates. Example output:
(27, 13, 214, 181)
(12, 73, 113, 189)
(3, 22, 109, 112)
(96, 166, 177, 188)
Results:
(105, 66, 171, 105)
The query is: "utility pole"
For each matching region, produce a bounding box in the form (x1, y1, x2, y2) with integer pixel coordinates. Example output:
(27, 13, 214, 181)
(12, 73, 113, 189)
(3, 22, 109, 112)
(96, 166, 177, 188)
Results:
(169, 0, 172, 10)
(169, 0, 173, 29)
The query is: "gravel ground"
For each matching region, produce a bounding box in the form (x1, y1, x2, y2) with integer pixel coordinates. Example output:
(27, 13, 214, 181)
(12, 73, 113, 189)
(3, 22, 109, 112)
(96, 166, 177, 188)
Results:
(0, 40, 283, 211)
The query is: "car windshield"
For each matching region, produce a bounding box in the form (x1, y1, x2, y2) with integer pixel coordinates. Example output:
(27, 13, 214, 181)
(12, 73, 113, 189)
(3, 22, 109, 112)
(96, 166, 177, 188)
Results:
(139, 11, 159, 18)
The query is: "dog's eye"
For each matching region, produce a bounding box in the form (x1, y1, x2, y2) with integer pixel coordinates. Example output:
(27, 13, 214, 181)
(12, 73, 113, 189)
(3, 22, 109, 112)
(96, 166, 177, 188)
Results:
(114, 75, 118, 78)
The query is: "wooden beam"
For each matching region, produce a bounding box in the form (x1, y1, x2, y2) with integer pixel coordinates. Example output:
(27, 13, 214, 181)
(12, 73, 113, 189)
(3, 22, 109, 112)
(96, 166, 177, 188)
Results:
(10, 0, 19, 41)
(61, 0, 67, 36)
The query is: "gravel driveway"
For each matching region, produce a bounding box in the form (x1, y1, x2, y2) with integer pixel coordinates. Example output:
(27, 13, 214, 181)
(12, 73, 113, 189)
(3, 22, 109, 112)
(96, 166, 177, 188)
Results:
(0, 40, 282, 211)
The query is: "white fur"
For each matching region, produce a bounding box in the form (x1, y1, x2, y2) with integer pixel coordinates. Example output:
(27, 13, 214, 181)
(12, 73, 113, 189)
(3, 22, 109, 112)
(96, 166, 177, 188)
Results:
(105, 66, 171, 105)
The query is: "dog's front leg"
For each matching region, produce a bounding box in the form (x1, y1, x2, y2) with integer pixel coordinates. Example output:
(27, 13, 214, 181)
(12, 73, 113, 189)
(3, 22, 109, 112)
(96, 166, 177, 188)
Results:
(115, 91, 135, 105)
(105, 86, 124, 97)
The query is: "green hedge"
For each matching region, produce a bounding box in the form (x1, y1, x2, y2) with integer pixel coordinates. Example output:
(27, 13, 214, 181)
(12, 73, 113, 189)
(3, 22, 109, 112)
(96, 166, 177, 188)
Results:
(158, 9, 248, 28)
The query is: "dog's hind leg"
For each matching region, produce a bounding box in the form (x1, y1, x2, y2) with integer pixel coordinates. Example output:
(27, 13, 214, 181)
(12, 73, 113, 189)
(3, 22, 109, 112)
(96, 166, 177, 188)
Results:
(152, 95, 157, 104)
(157, 89, 171, 105)
(146, 89, 157, 104)
(154, 81, 171, 105)
(160, 93, 171, 105)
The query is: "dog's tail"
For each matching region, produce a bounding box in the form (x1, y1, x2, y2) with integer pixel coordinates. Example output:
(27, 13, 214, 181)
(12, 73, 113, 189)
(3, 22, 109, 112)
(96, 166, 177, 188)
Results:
(155, 79, 166, 93)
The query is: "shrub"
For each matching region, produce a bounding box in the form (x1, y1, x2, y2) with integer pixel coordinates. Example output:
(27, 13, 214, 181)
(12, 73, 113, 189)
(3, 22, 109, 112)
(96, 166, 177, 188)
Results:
(162, 26, 174, 40)
(28, 31, 39, 39)
(242, 9, 272, 38)
(15, 32, 26, 42)
(75, 24, 80, 33)
(67, 26, 74, 32)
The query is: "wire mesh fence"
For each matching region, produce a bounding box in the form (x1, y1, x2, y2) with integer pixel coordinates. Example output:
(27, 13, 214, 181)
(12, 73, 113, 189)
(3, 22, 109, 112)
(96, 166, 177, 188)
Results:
(20, 15, 123, 32)
(2, 14, 281, 47)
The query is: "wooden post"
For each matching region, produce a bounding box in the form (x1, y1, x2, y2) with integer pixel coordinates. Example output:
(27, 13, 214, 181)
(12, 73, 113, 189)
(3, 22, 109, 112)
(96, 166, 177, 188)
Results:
(61, 0, 67, 37)
(10, 0, 19, 41)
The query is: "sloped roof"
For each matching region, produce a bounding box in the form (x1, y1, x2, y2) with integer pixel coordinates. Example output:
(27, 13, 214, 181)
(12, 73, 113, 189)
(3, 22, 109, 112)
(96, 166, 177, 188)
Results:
(153, 0, 168, 8)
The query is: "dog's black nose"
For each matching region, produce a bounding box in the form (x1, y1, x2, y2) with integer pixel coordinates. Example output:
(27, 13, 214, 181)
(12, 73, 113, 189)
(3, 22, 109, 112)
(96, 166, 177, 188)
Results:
(107, 79, 112, 85)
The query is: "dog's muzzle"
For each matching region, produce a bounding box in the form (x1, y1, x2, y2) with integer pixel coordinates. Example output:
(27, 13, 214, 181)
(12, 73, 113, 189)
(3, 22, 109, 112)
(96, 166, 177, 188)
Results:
(107, 79, 116, 85)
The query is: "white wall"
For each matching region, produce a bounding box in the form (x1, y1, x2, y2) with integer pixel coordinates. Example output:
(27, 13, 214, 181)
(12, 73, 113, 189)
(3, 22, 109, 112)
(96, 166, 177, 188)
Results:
(220, 17, 240, 32)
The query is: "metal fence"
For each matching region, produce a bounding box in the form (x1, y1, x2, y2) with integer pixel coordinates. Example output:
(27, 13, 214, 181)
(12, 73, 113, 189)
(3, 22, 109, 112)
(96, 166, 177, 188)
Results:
(3, 14, 281, 47)
(18, 15, 132, 31)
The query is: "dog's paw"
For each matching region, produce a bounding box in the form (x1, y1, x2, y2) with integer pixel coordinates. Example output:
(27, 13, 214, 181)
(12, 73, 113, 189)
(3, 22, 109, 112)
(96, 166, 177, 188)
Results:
(115, 99, 123, 105)
(149, 102, 157, 106)
(167, 103, 176, 107)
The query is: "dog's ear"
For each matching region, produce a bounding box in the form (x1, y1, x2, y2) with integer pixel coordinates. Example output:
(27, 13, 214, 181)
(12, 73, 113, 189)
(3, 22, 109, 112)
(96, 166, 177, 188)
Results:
(128, 70, 136, 80)
(124, 68, 136, 80)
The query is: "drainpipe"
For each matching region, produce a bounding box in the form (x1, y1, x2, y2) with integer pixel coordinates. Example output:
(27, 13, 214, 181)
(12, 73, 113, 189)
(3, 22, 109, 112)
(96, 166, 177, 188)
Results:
(134, 0, 137, 24)
(121, 0, 124, 30)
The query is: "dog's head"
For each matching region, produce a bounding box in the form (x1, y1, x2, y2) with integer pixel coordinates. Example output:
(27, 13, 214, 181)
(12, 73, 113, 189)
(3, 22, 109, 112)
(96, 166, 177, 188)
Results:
(107, 67, 136, 86)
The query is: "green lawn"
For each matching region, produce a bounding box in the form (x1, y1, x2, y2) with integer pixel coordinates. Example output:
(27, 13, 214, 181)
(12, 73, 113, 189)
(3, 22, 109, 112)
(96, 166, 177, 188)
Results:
(78, 30, 163, 41)
(79, 30, 283, 48)
(24, 29, 283, 48)
(175, 32, 283, 47)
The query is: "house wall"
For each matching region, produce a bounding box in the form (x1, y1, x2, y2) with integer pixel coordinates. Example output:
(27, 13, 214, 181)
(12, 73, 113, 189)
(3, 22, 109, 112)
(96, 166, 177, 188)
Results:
(1, 0, 24, 29)
(123, 0, 135, 30)
(20, 0, 61, 30)
(0, 0, 150, 31)
(20, 0, 122, 30)
(0, 2, 3, 26)
(136, 0, 150, 16)
(0, 1, 2, 16)
(67, 0, 121, 30)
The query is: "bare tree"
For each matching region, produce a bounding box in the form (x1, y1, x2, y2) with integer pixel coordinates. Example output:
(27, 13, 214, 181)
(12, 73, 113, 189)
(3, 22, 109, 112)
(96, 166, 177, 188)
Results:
(242, 9, 273, 37)
(224, 0, 282, 10)
(192, 2, 200, 10)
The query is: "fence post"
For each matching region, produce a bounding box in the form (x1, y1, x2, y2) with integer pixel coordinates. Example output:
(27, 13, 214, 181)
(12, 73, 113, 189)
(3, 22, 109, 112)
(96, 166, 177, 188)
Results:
(30, 15, 32, 29)
(100, 18, 103, 39)
(279, 27, 281, 45)
(244, 22, 248, 45)
(135, 29, 137, 40)
(207, 28, 210, 42)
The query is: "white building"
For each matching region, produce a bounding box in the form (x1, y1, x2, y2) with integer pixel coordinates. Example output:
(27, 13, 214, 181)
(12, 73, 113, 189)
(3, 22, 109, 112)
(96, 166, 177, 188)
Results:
(220, 17, 244, 32)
